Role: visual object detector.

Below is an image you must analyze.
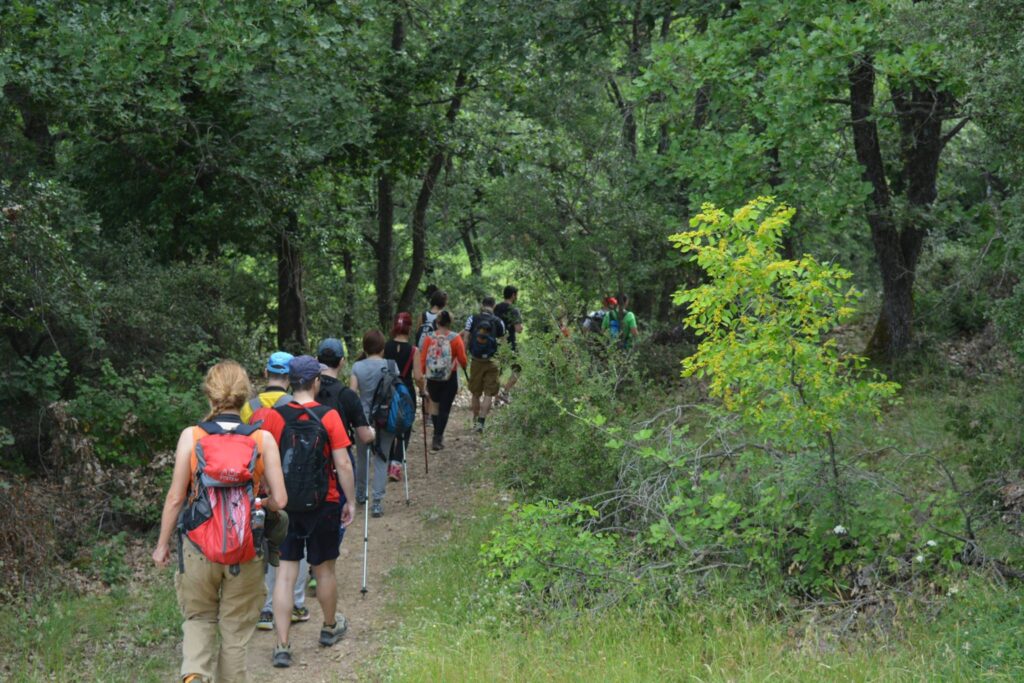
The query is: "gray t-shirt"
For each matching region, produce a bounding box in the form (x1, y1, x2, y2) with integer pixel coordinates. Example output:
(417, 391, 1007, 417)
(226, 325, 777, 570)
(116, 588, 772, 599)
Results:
(351, 357, 398, 419)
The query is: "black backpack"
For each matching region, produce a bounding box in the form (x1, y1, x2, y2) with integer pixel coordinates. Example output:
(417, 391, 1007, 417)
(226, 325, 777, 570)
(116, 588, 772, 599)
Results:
(368, 360, 402, 430)
(493, 302, 517, 350)
(275, 404, 331, 513)
(414, 310, 436, 347)
(468, 311, 504, 359)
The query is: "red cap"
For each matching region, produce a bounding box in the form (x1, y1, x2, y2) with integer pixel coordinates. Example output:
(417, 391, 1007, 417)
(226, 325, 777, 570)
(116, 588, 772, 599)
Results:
(605, 297, 618, 307)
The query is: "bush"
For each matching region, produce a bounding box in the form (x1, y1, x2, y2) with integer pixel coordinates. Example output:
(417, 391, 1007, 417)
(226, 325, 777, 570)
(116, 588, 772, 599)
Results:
(488, 335, 635, 500)
(480, 501, 624, 608)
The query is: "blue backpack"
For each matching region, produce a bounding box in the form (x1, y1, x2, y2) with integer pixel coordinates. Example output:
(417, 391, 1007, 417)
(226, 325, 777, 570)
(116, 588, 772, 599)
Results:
(468, 311, 503, 359)
(369, 361, 415, 433)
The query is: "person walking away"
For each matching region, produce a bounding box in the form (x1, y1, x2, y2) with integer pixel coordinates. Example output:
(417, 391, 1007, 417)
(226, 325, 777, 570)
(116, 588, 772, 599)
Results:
(152, 360, 288, 683)
(493, 285, 524, 401)
(384, 313, 422, 481)
(602, 293, 639, 349)
(256, 355, 356, 668)
(240, 351, 294, 423)
(245, 353, 308, 632)
(349, 330, 399, 517)
(414, 289, 448, 347)
(316, 337, 376, 448)
(582, 296, 616, 334)
(420, 311, 467, 450)
(461, 296, 506, 433)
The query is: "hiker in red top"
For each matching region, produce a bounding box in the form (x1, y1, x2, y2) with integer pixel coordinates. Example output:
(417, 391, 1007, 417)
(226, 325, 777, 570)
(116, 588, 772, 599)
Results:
(256, 355, 356, 668)
(152, 360, 287, 683)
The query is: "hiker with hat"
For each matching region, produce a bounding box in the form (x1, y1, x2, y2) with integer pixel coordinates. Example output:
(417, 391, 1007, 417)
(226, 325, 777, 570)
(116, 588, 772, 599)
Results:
(316, 337, 376, 449)
(602, 293, 639, 349)
(255, 355, 357, 668)
(152, 360, 288, 683)
(582, 296, 616, 334)
(241, 351, 295, 424)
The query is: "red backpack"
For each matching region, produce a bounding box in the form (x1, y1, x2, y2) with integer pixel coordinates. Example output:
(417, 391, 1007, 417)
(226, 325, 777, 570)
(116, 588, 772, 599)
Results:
(178, 421, 264, 567)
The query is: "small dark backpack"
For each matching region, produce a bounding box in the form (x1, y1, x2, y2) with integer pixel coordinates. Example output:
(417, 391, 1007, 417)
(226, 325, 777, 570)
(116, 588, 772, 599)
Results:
(369, 360, 403, 431)
(275, 404, 331, 513)
(469, 311, 502, 359)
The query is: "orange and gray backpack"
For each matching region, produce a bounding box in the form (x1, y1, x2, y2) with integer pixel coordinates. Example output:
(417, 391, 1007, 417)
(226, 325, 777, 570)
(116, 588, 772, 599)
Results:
(178, 421, 264, 570)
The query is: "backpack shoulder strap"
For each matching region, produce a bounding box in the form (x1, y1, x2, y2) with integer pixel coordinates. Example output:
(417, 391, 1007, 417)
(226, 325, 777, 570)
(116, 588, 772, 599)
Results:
(248, 396, 262, 412)
(188, 425, 209, 503)
(400, 344, 415, 378)
(272, 393, 294, 408)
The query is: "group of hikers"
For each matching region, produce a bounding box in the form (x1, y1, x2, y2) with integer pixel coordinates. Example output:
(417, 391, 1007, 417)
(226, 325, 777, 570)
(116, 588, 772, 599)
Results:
(150, 285, 542, 682)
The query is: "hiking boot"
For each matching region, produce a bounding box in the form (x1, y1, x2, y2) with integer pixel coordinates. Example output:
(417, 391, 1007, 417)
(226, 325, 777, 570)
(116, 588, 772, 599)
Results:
(431, 435, 443, 451)
(291, 606, 310, 623)
(371, 501, 383, 518)
(388, 462, 402, 482)
(356, 493, 367, 505)
(256, 609, 274, 631)
(319, 614, 349, 646)
(272, 643, 292, 668)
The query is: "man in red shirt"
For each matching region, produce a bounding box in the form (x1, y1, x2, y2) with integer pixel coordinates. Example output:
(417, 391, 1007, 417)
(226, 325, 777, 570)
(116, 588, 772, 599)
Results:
(255, 355, 356, 668)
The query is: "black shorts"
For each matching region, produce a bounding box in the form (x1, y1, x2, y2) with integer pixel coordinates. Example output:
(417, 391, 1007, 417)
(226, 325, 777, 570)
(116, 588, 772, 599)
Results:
(280, 502, 343, 566)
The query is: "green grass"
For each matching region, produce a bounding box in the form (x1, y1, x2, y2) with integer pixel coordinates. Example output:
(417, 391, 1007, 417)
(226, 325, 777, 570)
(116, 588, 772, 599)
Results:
(0, 575, 179, 682)
(379, 498, 1024, 682)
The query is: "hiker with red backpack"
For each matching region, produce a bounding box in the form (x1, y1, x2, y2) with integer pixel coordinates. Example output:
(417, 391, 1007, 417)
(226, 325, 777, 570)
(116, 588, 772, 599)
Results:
(350, 330, 416, 518)
(383, 313, 423, 483)
(255, 355, 357, 668)
(419, 310, 467, 450)
(462, 296, 506, 432)
(152, 360, 288, 683)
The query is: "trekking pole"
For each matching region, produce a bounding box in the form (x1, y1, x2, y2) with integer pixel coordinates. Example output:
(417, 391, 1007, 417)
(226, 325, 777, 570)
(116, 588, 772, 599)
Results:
(401, 435, 410, 505)
(421, 393, 429, 474)
(360, 441, 372, 596)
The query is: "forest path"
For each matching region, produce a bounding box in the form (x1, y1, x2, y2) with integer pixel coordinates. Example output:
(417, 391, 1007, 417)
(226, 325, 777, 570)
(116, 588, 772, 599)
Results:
(244, 398, 480, 682)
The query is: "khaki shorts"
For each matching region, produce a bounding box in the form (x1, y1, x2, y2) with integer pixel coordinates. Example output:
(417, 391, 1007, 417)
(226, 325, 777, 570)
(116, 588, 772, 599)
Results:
(469, 357, 500, 396)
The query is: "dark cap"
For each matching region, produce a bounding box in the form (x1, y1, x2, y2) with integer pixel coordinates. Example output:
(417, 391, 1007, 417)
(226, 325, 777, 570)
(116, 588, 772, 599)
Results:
(317, 337, 345, 360)
(288, 355, 322, 384)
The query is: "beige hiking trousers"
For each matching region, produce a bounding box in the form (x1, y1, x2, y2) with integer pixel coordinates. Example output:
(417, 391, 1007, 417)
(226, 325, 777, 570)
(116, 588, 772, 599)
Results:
(175, 542, 265, 683)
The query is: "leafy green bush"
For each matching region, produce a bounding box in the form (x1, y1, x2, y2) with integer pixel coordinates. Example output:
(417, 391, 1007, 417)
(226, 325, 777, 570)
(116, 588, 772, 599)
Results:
(488, 335, 632, 500)
(480, 501, 623, 608)
(69, 345, 210, 465)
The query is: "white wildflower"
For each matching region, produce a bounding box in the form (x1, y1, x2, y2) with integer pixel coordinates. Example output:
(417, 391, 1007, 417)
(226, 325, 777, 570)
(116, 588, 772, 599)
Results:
(833, 525, 847, 535)
(926, 540, 937, 547)
(915, 554, 925, 563)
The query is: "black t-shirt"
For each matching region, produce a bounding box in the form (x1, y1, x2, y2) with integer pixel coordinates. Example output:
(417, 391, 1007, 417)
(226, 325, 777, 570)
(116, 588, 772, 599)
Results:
(384, 339, 416, 395)
(318, 375, 368, 442)
(493, 302, 520, 351)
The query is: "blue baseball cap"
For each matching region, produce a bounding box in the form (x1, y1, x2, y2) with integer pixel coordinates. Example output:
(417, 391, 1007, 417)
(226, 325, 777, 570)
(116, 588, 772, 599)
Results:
(288, 355, 322, 383)
(317, 338, 345, 360)
(266, 351, 293, 375)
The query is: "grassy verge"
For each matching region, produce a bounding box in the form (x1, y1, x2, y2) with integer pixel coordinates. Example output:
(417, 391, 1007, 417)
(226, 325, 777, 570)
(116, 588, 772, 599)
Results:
(380, 498, 1024, 682)
(0, 573, 179, 682)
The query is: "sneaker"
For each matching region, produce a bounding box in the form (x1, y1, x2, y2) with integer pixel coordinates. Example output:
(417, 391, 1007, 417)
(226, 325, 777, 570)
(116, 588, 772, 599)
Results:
(473, 419, 485, 434)
(388, 462, 402, 482)
(256, 609, 274, 631)
(319, 614, 349, 646)
(272, 643, 292, 668)
(431, 436, 443, 451)
(290, 606, 310, 622)
(371, 501, 383, 518)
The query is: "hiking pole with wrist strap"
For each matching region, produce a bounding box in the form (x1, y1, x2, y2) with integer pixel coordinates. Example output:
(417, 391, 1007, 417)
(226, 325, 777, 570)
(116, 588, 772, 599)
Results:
(421, 392, 429, 474)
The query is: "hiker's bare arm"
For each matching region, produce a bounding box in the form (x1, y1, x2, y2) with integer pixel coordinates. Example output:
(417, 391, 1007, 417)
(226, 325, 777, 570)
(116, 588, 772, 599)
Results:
(357, 426, 375, 444)
(412, 347, 426, 391)
(260, 432, 287, 512)
(515, 323, 524, 333)
(348, 374, 359, 392)
(152, 428, 194, 566)
(331, 447, 356, 527)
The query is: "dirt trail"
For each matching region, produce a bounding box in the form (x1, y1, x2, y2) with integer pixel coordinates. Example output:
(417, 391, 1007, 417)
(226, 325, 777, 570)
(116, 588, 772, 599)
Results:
(244, 399, 479, 682)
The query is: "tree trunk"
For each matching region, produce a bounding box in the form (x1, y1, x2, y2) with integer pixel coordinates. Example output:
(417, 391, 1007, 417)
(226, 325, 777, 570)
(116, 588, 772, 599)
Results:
(277, 211, 307, 353)
(4, 84, 58, 174)
(375, 171, 395, 329)
(396, 70, 468, 315)
(849, 54, 953, 361)
(460, 214, 484, 277)
(340, 246, 357, 355)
